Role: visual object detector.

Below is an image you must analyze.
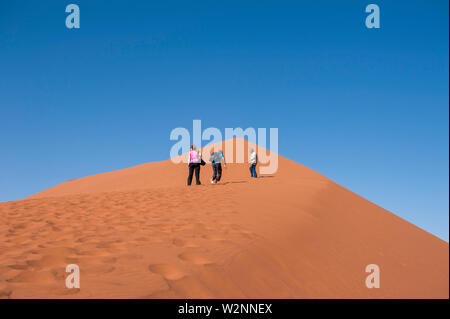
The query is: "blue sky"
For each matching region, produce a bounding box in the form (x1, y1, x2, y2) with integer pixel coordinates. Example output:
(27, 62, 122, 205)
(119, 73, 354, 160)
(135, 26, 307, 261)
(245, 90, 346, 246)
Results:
(0, 1, 448, 241)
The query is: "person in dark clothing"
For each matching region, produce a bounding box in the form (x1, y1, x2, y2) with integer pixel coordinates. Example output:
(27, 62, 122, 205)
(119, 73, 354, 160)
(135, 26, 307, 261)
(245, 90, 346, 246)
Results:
(187, 163, 201, 186)
(212, 163, 222, 183)
(209, 149, 226, 184)
(187, 145, 201, 186)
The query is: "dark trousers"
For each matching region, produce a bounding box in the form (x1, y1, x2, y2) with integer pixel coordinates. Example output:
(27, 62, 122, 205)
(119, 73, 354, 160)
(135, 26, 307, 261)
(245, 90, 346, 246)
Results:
(187, 163, 201, 185)
(250, 164, 257, 178)
(212, 163, 222, 182)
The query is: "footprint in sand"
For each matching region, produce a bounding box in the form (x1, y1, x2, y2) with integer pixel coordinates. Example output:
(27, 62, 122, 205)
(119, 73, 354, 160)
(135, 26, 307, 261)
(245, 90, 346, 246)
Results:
(172, 238, 197, 248)
(201, 234, 226, 242)
(148, 264, 185, 281)
(51, 287, 81, 296)
(0, 289, 12, 298)
(0, 282, 12, 298)
(26, 255, 77, 270)
(239, 230, 254, 238)
(77, 256, 117, 265)
(178, 251, 213, 265)
(50, 267, 68, 280)
(83, 263, 116, 275)
(7, 270, 57, 283)
(8, 264, 28, 270)
(98, 242, 128, 253)
(76, 249, 110, 257)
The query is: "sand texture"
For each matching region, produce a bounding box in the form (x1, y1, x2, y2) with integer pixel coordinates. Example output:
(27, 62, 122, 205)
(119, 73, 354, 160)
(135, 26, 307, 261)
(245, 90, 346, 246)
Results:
(0, 139, 448, 298)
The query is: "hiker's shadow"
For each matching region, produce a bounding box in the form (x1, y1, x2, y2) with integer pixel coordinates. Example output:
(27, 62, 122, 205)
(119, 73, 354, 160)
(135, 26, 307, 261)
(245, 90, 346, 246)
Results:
(217, 176, 275, 185)
(217, 181, 248, 185)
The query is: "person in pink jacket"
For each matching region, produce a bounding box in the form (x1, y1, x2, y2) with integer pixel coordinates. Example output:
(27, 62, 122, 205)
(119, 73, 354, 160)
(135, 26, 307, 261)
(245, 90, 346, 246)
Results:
(187, 145, 202, 186)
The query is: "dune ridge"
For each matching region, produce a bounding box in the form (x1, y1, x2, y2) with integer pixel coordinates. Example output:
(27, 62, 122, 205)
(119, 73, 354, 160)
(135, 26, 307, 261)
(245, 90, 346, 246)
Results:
(0, 138, 448, 298)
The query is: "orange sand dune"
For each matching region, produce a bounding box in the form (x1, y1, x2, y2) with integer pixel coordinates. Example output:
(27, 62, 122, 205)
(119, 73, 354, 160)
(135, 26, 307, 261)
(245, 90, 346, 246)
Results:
(0, 139, 448, 298)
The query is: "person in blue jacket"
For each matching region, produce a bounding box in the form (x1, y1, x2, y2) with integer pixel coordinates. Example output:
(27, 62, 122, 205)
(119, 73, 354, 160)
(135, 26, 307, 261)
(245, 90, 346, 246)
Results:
(209, 149, 226, 184)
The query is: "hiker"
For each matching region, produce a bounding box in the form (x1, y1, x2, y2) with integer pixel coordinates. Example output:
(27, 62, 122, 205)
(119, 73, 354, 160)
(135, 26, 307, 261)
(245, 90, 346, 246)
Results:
(249, 148, 257, 178)
(187, 145, 201, 186)
(209, 149, 226, 184)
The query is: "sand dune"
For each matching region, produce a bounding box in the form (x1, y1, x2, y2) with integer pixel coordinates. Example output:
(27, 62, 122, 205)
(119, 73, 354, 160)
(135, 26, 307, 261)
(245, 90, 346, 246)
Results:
(0, 139, 448, 298)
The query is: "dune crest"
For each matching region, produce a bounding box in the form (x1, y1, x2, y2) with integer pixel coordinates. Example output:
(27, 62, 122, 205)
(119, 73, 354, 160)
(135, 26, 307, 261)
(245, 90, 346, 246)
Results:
(0, 138, 448, 298)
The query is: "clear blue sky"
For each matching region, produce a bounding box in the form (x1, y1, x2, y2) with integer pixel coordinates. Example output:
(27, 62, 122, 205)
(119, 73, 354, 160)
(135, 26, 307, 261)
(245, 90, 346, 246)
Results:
(1, 1, 448, 241)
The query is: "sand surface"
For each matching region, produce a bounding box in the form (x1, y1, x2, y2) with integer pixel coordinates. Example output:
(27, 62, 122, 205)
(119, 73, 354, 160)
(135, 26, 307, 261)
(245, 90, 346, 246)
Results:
(0, 139, 448, 298)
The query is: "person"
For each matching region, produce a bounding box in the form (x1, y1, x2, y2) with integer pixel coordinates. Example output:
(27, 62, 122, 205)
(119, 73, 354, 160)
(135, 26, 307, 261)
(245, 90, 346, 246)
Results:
(249, 148, 257, 178)
(209, 149, 226, 184)
(187, 145, 201, 186)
